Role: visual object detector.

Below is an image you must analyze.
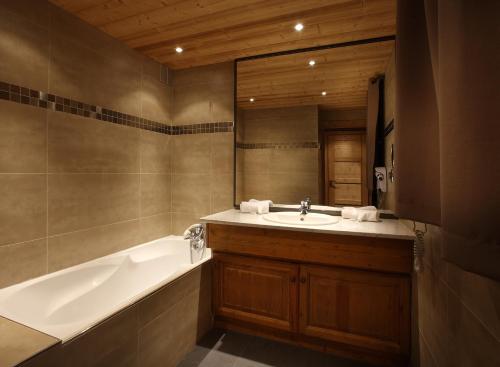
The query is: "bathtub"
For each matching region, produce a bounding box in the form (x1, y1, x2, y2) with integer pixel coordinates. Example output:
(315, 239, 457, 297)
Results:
(0, 236, 211, 342)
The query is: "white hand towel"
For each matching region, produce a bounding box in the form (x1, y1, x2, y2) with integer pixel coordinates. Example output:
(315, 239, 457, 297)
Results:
(240, 200, 271, 214)
(342, 206, 379, 222)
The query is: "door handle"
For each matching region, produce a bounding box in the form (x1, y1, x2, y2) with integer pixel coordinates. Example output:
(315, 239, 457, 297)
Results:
(300, 276, 307, 283)
(329, 180, 336, 188)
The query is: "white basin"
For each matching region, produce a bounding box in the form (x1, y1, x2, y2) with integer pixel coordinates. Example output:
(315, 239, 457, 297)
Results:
(263, 212, 339, 226)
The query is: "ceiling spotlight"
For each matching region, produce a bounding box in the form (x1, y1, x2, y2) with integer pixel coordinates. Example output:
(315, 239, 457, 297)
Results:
(249, 98, 255, 102)
(308, 60, 316, 67)
(294, 23, 304, 32)
(321, 91, 327, 96)
(175, 47, 183, 53)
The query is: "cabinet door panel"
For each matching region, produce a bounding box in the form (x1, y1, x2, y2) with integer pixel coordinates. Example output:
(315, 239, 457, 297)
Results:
(214, 254, 298, 332)
(299, 265, 410, 355)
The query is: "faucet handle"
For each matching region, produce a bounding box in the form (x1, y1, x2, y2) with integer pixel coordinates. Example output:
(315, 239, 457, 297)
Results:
(302, 197, 311, 209)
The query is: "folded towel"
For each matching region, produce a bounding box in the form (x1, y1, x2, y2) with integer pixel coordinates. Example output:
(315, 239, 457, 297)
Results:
(341, 206, 379, 222)
(240, 200, 272, 214)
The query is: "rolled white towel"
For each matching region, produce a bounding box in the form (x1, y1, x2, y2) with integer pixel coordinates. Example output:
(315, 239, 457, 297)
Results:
(356, 208, 379, 222)
(249, 199, 273, 207)
(342, 206, 379, 222)
(240, 200, 271, 214)
(341, 207, 357, 219)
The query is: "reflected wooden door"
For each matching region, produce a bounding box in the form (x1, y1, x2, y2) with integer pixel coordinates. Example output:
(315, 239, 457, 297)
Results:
(324, 132, 366, 206)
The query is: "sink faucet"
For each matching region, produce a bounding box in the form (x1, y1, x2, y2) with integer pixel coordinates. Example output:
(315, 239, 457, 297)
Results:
(300, 197, 311, 216)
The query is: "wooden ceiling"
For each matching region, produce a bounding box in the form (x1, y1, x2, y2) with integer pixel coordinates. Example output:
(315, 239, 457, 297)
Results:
(237, 39, 394, 110)
(50, 0, 396, 70)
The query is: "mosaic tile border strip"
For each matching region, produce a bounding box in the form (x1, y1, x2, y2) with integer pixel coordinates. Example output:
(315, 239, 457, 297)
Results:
(0, 81, 233, 135)
(236, 142, 320, 149)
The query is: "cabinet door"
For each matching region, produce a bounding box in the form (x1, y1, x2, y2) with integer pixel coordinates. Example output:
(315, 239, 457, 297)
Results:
(299, 265, 410, 355)
(214, 253, 299, 332)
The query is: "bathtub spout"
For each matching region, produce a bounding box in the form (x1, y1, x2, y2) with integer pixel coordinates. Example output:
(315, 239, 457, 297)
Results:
(183, 224, 206, 263)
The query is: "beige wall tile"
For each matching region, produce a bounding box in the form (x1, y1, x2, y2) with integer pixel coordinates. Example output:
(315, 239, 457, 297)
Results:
(140, 174, 171, 217)
(242, 105, 318, 143)
(141, 75, 172, 124)
(49, 34, 142, 116)
(211, 132, 233, 175)
(171, 212, 206, 236)
(269, 173, 319, 204)
(446, 288, 500, 367)
(172, 135, 211, 174)
(210, 84, 234, 122)
(173, 62, 233, 88)
(0, 5, 49, 90)
(171, 174, 210, 215)
(416, 267, 450, 367)
(140, 213, 171, 243)
(172, 88, 211, 125)
(241, 149, 270, 173)
(48, 111, 140, 173)
(0, 174, 46, 246)
(211, 173, 233, 213)
(0, 101, 47, 173)
(0, 239, 46, 288)
(0, 0, 49, 28)
(447, 263, 500, 340)
(140, 130, 171, 174)
(48, 174, 140, 235)
(269, 149, 319, 174)
(241, 174, 270, 202)
(48, 220, 141, 272)
(48, 4, 142, 67)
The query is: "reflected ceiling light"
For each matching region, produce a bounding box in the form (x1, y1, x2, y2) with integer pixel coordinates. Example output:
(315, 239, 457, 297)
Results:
(308, 60, 316, 67)
(175, 47, 183, 53)
(294, 23, 304, 32)
(249, 98, 255, 102)
(321, 91, 327, 96)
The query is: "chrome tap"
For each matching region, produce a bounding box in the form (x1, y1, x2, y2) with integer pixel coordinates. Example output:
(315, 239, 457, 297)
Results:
(300, 197, 311, 216)
(183, 224, 206, 263)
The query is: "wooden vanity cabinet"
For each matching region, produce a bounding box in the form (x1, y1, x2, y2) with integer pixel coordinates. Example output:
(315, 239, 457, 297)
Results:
(208, 223, 413, 366)
(298, 265, 410, 356)
(213, 253, 298, 332)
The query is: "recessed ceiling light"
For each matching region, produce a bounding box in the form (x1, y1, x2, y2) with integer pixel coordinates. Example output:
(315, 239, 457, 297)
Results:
(175, 47, 183, 53)
(321, 91, 327, 96)
(249, 98, 255, 102)
(294, 23, 304, 32)
(308, 60, 316, 67)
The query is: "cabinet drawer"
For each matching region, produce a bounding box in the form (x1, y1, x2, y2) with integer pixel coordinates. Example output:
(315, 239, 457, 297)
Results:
(299, 264, 410, 355)
(213, 253, 298, 332)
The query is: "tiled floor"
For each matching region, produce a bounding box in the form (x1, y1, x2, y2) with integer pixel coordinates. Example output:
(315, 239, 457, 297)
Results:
(177, 329, 371, 367)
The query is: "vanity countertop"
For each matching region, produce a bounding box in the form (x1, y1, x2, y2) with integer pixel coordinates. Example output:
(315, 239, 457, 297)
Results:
(201, 209, 415, 240)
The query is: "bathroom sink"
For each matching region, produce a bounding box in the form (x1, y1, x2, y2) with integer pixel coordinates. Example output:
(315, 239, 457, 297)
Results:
(263, 212, 339, 226)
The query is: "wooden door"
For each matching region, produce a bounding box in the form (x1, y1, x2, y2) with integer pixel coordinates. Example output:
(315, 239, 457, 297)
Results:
(324, 132, 366, 206)
(213, 253, 299, 332)
(299, 265, 410, 355)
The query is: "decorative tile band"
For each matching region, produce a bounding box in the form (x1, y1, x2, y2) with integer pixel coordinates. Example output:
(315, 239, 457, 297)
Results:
(0, 81, 233, 135)
(236, 142, 320, 149)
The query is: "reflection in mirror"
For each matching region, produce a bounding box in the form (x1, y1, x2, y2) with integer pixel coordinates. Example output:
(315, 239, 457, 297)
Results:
(235, 38, 396, 210)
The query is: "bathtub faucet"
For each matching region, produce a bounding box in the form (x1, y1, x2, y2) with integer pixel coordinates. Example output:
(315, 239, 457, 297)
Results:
(183, 224, 206, 263)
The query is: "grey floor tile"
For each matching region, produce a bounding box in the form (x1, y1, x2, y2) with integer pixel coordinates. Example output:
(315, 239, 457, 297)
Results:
(177, 330, 372, 367)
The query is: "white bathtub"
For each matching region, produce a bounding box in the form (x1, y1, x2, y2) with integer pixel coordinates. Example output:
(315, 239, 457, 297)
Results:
(0, 236, 211, 342)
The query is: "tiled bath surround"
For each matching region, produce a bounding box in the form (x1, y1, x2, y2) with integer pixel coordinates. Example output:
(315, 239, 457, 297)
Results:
(0, 1, 234, 288)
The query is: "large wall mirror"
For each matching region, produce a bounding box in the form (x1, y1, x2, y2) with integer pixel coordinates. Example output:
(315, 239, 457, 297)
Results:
(234, 37, 396, 209)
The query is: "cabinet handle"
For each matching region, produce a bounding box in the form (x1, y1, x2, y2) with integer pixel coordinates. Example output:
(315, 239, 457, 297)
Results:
(290, 276, 296, 283)
(300, 276, 307, 283)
